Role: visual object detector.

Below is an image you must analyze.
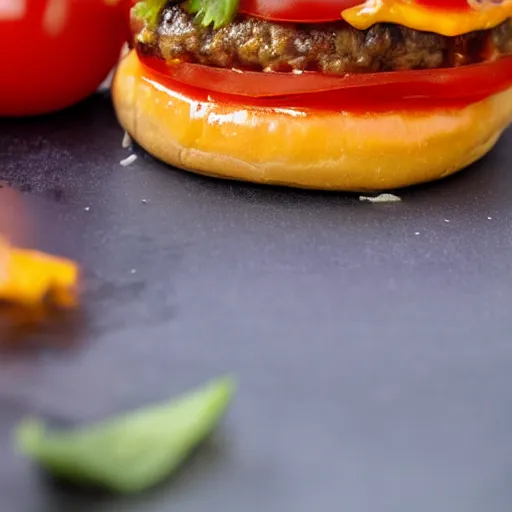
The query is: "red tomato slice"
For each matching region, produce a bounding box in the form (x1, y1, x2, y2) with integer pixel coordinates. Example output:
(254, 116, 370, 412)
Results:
(239, 0, 362, 22)
(140, 53, 512, 106)
(0, 0, 130, 117)
(415, 0, 473, 9)
(239, 0, 472, 22)
(137, 59, 493, 114)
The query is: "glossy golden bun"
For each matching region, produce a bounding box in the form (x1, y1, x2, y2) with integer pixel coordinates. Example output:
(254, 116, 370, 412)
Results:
(113, 51, 512, 191)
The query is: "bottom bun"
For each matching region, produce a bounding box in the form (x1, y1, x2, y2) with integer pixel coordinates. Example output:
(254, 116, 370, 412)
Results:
(113, 51, 512, 191)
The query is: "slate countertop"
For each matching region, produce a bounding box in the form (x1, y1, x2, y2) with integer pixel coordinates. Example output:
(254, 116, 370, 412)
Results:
(0, 92, 511, 512)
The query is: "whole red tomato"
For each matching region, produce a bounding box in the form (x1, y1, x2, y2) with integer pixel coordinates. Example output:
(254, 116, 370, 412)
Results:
(0, 0, 130, 117)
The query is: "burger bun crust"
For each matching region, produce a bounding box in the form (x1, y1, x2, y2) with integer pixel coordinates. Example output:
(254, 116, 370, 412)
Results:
(113, 51, 512, 191)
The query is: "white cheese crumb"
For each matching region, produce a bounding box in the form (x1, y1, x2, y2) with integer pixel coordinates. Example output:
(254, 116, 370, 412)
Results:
(122, 131, 132, 149)
(415, 232, 420, 236)
(487, 216, 493, 220)
(359, 193, 402, 204)
(84, 207, 90, 212)
(120, 154, 137, 167)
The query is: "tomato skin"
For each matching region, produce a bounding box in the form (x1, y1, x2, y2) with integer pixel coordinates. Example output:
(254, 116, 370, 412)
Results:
(239, 0, 362, 22)
(239, 0, 472, 22)
(414, 0, 471, 9)
(0, 0, 130, 117)
(139, 50, 512, 110)
(138, 58, 496, 114)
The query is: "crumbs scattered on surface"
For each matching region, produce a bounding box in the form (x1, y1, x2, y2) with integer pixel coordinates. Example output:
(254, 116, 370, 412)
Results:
(359, 193, 402, 204)
(84, 207, 90, 212)
(415, 232, 420, 236)
(488, 216, 493, 220)
(141, 199, 148, 204)
(444, 219, 450, 223)
(122, 131, 132, 149)
(120, 154, 137, 167)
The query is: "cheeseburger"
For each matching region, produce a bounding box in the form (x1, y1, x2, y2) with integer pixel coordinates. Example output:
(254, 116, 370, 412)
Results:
(113, 0, 512, 191)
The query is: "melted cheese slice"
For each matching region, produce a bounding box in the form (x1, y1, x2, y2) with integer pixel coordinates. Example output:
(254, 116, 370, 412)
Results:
(342, 0, 512, 36)
(0, 237, 79, 308)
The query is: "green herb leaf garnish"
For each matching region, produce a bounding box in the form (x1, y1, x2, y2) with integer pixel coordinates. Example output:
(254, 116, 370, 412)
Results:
(187, 0, 240, 29)
(15, 377, 236, 493)
(132, 0, 240, 30)
(132, 0, 168, 29)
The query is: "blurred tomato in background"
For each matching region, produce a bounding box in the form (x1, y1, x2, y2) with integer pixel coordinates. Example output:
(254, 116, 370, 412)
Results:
(0, 0, 131, 117)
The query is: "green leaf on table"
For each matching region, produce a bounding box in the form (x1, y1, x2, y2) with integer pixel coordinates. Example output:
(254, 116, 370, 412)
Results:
(15, 376, 236, 493)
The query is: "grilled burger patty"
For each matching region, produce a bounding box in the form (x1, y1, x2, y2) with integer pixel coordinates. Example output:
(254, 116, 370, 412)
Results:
(137, 4, 512, 74)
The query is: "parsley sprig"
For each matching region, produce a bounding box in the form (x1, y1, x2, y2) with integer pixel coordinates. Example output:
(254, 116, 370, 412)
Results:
(133, 0, 240, 30)
(132, 0, 168, 28)
(188, 0, 240, 29)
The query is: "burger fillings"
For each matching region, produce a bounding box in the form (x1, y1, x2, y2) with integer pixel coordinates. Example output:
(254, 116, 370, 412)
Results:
(138, 4, 512, 74)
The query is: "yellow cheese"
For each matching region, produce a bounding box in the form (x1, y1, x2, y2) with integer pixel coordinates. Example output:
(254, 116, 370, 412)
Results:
(0, 237, 79, 308)
(342, 0, 512, 36)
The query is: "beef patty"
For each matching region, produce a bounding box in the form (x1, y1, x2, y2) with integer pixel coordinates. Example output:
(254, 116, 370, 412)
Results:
(136, 4, 512, 75)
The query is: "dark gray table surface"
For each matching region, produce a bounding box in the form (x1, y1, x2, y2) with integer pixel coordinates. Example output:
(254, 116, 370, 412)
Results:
(0, 91, 512, 512)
